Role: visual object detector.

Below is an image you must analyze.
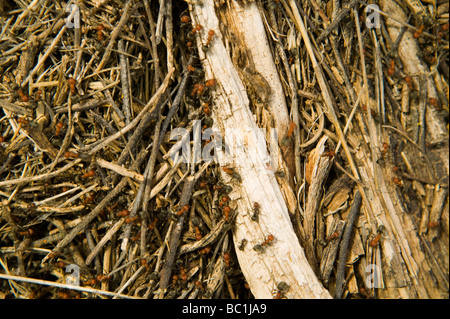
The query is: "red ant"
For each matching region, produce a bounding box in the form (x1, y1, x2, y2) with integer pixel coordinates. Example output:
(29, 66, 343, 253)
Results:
(124, 216, 139, 224)
(55, 122, 64, 137)
(261, 234, 275, 246)
(223, 252, 231, 267)
(199, 245, 211, 254)
(19, 228, 35, 236)
(117, 209, 130, 217)
(404, 76, 413, 90)
(82, 169, 95, 178)
(35, 89, 42, 100)
(387, 59, 395, 76)
(180, 15, 190, 23)
(326, 231, 339, 242)
(321, 150, 336, 157)
(413, 25, 425, 39)
(281, 121, 296, 146)
(194, 226, 202, 241)
(222, 205, 231, 221)
(392, 177, 403, 187)
(177, 204, 190, 216)
(187, 64, 195, 72)
(369, 232, 382, 248)
(97, 24, 104, 41)
(205, 30, 215, 46)
(140, 259, 150, 271)
(17, 89, 29, 102)
(203, 102, 211, 115)
(64, 151, 79, 158)
(205, 78, 217, 87)
(381, 142, 389, 156)
(67, 77, 76, 95)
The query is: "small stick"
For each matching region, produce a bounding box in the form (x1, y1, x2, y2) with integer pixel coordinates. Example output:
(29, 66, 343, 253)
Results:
(0, 159, 81, 188)
(42, 150, 148, 262)
(316, 0, 360, 42)
(85, 68, 174, 155)
(0, 274, 140, 299)
(86, 219, 125, 266)
(334, 191, 362, 299)
(95, 0, 133, 73)
(158, 176, 197, 292)
(118, 39, 132, 127)
(165, 0, 174, 79)
(0, 99, 32, 116)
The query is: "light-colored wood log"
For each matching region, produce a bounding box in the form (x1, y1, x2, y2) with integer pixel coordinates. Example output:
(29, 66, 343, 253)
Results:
(190, 0, 330, 299)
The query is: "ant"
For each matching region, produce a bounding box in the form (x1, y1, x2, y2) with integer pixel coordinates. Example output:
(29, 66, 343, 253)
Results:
(194, 226, 202, 241)
(252, 244, 265, 254)
(428, 98, 440, 110)
(251, 202, 260, 222)
(223, 252, 231, 267)
(191, 83, 205, 96)
(369, 228, 383, 248)
(177, 204, 190, 216)
(199, 245, 211, 254)
(219, 195, 230, 207)
(273, 281, 290, 299)
(17, 117, 29, 125)
(413, 25, 425, 39)
(55, 122, 64, 137)
(392, 177, 403, 187)
(67, 77, 76, 95)
(381, 142, 389, 156)
(205, 78, 217, 87)
(404, 76, 413, 90)
(187, 64, 195, 72)
(124, 215, 139, 224)
(261, 234, 275, 246)
(281, 121, 296, 146)
(387, 59, 395, 76)
(202, 102, 211, 115)
(34, 89, 42, 100)
(140, 259, 150, 271)
(321, 150, 336, 158)
(222, 205, 231, 221)
(97, 24, 104, 41)
(83, 278, 98, 286)
(205, 30, 215, 46)
(117, 209, 130, 217)
(192, 24, 203, 33)
(82, 192, 95, 205)
(17, 88, 29, 102)
(238, 238, 248, 251)
(64, 151, 79, 158)
(326, 231, 339, 242)
(222, 167, 242, 182)
(82, 169, 95, 178)
(180, 15, 190, 24)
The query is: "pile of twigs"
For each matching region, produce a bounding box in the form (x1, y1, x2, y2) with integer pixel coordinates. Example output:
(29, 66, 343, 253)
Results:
(0, 0, 247, 299)
(0, 0, 448, 299)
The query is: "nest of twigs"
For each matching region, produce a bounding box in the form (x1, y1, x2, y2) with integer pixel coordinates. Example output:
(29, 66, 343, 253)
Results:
(0, 0, 449, 300)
